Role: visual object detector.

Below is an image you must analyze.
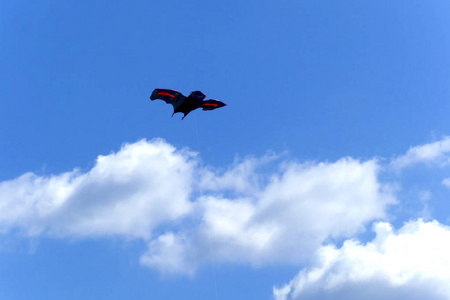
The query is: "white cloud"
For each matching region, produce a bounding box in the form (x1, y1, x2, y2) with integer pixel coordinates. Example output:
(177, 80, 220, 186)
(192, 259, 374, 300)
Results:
(141, 158, 395, 274)
(198, 153, 276, 195)
(0, 139, 195, 239)
(140, 231, 199, 276)
(443, 178, 450, 188)
(3, 136, 450, 298)
(392, 137, 450, 169)
(274, 219, 450, 300)
(0, 139, 396, 276)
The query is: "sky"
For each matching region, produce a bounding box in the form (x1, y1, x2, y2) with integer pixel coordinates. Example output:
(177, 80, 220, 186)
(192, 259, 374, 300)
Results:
(1, 1, 450, 299)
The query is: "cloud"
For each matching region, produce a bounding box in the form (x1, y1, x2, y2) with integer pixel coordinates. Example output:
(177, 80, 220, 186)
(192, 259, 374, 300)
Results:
(443, 178, 450, 188)
(0, 139, 195, 239)
(198, 153, 277, 195)
(391, 137, 450, 169)
(273, 219, 450, 300)
(3, 137, 449, 298)
(0, 139, 396, 275)
(141, 158, 395, 274)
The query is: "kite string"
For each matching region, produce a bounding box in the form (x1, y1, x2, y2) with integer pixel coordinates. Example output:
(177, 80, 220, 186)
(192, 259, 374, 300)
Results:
(194, 114, 219, 300)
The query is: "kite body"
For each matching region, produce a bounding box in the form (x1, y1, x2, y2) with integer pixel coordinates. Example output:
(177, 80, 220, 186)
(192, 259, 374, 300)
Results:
(150, 89, 226, 119)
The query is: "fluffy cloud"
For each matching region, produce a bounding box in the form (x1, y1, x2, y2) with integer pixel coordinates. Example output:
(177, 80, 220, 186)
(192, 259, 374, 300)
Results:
(0, 139, 395, 275)
(392, 137, 450, 169)
(141, 158, 395, 274)
(198, 154, 276, 195)
(273, 219, 450, 300)
(0, 139, 195, 239)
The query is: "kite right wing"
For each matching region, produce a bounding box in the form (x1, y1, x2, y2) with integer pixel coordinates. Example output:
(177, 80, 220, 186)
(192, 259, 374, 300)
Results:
(202, 99, 227, 111)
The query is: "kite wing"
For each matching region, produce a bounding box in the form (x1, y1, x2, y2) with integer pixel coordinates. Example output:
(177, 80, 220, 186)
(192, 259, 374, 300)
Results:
(202, 99, 227, 111)
(150, 89, 186, 108)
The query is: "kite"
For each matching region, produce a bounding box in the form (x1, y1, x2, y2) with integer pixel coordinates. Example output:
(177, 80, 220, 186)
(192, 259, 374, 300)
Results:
(150, 89, 227, 120)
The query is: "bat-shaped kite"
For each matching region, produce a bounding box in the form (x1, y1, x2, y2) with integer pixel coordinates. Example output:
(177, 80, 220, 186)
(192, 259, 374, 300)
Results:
(150, 89, 227, 120)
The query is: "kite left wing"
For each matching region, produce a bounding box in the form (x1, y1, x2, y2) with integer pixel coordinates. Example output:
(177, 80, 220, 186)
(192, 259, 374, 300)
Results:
(150, 89, 185, 108)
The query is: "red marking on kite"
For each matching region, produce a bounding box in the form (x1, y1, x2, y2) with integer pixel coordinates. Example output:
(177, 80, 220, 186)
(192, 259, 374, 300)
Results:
(158, 91, 176, 98)
(203, 103, 219, 107)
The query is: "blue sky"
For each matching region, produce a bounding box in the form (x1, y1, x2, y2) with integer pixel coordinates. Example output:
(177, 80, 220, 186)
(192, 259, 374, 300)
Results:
(1, 1, 450, 299)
